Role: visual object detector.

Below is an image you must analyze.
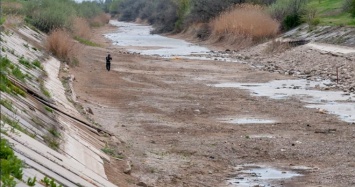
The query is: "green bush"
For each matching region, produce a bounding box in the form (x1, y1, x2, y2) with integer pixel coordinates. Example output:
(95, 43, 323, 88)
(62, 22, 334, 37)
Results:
(119, 0, 147, 21)
(25, 0, 76, 33)
(283, 14, 302, 30)
(302, 5, 320, 27)
(269, 0, 308, 30)
(150, 0, 179, 33)
(186, 0, 238, 23)
(76, 1, 103, 19)
(23, 0, 103, 32)
(175, 0, 190, 31)
(351, 0, 355, 17)
(119, 0, 179, 33)
(109, 0, 123, 14)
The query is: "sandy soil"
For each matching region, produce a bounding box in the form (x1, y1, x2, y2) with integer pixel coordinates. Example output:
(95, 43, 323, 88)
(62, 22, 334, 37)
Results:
(67, 24, 355, 187)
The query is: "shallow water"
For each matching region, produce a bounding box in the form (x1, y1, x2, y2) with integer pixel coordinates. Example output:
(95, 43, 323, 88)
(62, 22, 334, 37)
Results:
(105, 21, 210, 57)
(221, 117, 276, 124)
(105, 21, 354, 123)
(228, 165, 301, 187)
(214, 79, 355, 123)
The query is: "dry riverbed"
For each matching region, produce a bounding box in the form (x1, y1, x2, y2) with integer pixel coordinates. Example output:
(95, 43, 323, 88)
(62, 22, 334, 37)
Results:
(67, 22, 355, 187)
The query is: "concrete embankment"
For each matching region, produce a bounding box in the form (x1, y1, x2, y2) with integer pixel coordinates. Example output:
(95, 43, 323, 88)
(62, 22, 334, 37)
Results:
(1, 25, 117, 186)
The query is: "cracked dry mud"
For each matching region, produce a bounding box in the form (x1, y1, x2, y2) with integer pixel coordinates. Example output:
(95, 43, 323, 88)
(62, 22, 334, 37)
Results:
(67, 24, 355, 187)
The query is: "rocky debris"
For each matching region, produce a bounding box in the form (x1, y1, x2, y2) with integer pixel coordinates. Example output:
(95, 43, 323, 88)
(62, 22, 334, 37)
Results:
(237, 43, 355, 93)
(116, 50, 141, 55)
(63, 64, 70, 72)
(85, 107, 94, 115)
(137, 181, 148, 187)
(315, 128, 337, 134)
(110, 135, 123, 145)
(123, 160, 132, 175)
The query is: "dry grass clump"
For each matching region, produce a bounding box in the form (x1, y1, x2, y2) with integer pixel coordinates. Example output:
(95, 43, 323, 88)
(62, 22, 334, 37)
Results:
(72, 17, 91, 39)
(46, 29, 75, 62)
(2, 1, 23, 15)
(210, 4, 280, 43)
(89, 13, 110, 27)
(3, 15, 24, 28)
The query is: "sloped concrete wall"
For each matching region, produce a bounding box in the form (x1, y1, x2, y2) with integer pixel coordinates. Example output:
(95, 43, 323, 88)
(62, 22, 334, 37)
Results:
(1, 25, 116, 187)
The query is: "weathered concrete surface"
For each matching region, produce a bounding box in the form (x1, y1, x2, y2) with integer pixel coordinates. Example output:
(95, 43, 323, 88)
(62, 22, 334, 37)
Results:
(1, 25, 117, 186)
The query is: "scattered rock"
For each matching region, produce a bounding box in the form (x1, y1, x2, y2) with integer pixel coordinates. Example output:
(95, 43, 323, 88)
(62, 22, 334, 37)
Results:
(315, 129, 337, 134)
(85, 107, 93, 115)
(137, 182, 148, 187)
(28, 106, 36, 111)
(123, 160, 132, 175)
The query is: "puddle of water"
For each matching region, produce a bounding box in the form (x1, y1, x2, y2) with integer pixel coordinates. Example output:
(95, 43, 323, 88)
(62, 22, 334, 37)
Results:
(214, 79, 355, 123)
(228, 165, 301, 187)
(307, 103, 355, 123)
(105, 21, 210, 57)
(249, 134, 274, 138)
(222, 118, 276, 124)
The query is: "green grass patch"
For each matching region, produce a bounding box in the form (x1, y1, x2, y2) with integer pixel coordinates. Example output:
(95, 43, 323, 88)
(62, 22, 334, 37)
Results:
(0, 99, 14, 112)
(40, 81, 51, 98)
(1, 114, 34, 137)
(18, 57, 33, 69)
(74, 36, 100, 47)
(0, 139, 23, 187)
(32, 60, 43, 70)
(308, 0, 355, 26)
(11, 67, 26, 81)
(101, 146, 124, 159)
(1, 56, 11, 69)
(43, 135, 60, 151)
(48, 127, 60, 138)
(27, 176, 36, 186)
(1, 70, 26, 97)
(0, 16, 5, 25)
(45, 106, 54, 113)
(101, 147, 115, 155)
(40, 176, 62, 187)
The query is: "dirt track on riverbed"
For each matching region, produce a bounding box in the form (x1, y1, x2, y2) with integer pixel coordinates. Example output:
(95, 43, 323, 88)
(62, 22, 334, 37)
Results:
(67, 24, 355, 187)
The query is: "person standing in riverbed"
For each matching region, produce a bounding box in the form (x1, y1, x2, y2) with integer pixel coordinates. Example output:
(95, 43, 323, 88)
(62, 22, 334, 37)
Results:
(106, 54, 112, 71)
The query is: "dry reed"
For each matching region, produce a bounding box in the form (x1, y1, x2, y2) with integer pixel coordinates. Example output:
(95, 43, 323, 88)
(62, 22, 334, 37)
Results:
(90, 13, 110, 27)
(46, 29, 74, 62)
(72, 17, 91, 39)
(210, 4, 280, 42)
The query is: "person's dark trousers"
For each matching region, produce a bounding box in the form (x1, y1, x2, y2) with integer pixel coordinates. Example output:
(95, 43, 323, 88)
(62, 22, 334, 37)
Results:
(106, 63, 111, 71)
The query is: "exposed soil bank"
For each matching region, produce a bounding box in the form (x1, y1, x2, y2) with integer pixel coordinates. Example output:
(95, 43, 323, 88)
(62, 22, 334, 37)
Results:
(71, 22, 355, 187)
